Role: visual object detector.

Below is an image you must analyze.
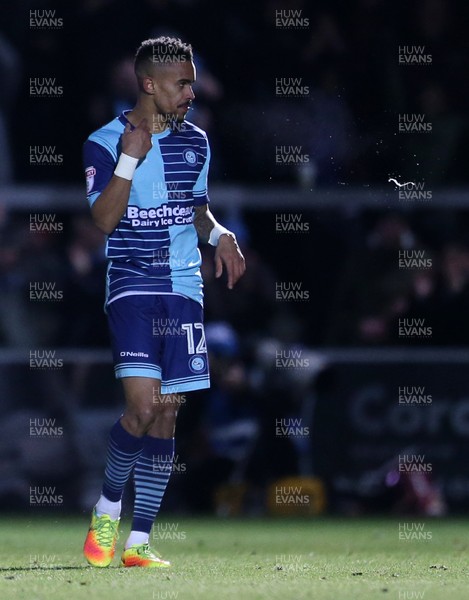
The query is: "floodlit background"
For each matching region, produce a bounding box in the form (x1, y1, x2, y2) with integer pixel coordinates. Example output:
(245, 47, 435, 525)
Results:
(1, 0, 469, 518)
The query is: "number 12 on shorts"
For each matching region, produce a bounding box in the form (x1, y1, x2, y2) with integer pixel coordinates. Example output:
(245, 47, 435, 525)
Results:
(181, 323, 207, 355)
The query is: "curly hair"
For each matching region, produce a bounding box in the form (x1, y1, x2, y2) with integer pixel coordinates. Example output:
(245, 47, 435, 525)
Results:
(134, 36, 193, 78)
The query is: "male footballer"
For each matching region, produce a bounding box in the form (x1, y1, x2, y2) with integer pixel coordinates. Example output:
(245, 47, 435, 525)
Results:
(82, 37, 245, 568)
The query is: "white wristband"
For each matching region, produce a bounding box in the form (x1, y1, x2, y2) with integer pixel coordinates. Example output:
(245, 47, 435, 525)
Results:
(114, 153, 139, 180)
(208, 223, 232, 246)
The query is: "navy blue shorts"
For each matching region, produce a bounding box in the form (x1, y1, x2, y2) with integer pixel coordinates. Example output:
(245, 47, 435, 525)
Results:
(107, 294, 210, 393)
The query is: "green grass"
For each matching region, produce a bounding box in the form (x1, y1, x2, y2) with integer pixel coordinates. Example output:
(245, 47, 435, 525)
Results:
(0, 516, 468, 600)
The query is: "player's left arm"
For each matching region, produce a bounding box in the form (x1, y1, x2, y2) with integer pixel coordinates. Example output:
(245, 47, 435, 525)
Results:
(194, 204, 246, 290)
(192, 136, 245, 289)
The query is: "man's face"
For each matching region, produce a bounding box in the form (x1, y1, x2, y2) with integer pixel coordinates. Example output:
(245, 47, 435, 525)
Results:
(150, 59, 196, 124)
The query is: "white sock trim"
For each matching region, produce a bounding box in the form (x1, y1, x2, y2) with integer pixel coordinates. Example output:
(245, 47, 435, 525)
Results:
(125, 530, 149, 549)
(95, 495, 121, 520)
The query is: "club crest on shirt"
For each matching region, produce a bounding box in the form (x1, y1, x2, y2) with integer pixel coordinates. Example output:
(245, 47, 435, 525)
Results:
(182, 148, 198, 166)
(188, 355, 206, 373)
(85, 166, 96, 194)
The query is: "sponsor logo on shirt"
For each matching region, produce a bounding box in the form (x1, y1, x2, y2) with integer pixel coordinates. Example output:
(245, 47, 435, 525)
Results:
(126, 204, 193, 227)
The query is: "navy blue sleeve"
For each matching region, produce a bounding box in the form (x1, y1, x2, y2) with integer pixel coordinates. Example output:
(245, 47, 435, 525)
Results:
(83, 140, 116, 206)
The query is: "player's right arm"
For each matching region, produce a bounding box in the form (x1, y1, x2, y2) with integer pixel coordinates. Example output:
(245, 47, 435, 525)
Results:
(85, 119, 152, 235)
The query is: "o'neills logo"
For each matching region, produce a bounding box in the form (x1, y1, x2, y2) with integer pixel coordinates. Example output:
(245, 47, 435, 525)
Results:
(126, 204, 193, 227)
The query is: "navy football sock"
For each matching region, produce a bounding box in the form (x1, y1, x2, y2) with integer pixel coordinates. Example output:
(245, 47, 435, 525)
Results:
(131, 436, 175, 535)
(101, 419, 144, 502)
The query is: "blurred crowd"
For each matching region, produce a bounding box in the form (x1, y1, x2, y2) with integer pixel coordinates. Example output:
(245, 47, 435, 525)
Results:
(0, 0, 468, 185)
(0, 206, 468, 349)
(326, 209, 469, 345)
(3, 204, 465, 514)
(0, 0, 468, 515)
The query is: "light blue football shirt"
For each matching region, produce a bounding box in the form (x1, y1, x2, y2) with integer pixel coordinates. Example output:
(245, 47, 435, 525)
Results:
(83, 110, 210, 307)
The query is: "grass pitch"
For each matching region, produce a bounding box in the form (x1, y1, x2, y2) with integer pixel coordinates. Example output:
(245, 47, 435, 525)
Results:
(0, 516, 468, 600)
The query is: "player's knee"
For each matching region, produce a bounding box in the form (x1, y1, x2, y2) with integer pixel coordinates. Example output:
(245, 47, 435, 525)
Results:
(122, 386, 182, 435)
(152, 391, 183, 415)
(152, 402, 179, 422)
(134, 401, 177, 429)
(122, 403, 157, 435)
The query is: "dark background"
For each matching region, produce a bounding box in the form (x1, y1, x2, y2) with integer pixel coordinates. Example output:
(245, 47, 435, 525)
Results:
(0, 0, 468, 517)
